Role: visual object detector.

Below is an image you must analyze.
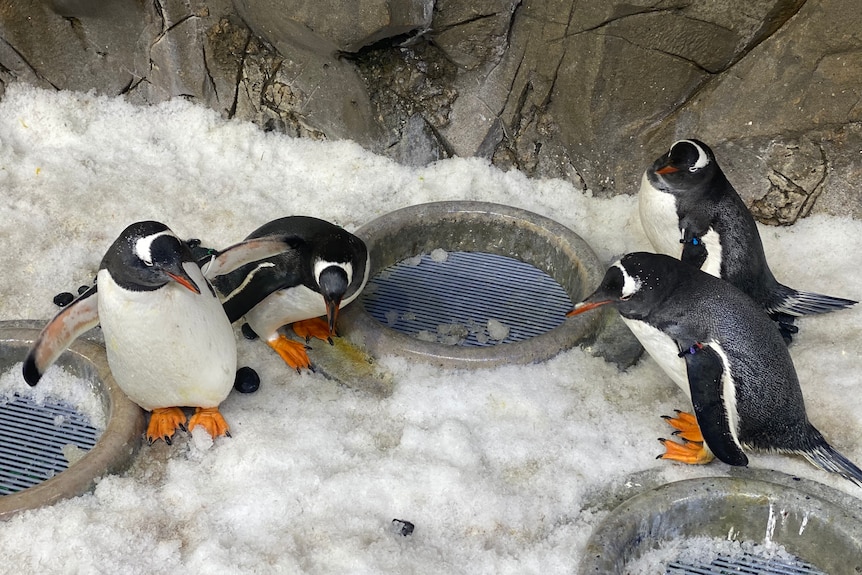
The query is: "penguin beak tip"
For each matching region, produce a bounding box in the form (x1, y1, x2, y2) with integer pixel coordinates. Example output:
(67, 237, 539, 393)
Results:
(566, 299, 611, 317)
(168, 272, 201, 294)
(656, 164, 679, 175)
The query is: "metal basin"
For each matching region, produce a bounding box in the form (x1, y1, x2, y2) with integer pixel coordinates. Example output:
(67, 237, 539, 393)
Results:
(578, 472, 862, 574)
(338, 201, 608, 369)
(0, 322, 144, 519)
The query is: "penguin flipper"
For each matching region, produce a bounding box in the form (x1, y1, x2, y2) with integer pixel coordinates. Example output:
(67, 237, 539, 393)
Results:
(23, 285, 100, 386)
(202, 237, 299, 279)
(679, 228, 708, 270)
(768, 284, 857, 317)
(682, 342, 749, 467)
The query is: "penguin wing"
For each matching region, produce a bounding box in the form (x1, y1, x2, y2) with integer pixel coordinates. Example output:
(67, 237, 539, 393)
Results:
(682, 341, 749, 467)
(23, 285, 100, 386)
(202, 236, 301, 278)
(679, 227, 709, 270)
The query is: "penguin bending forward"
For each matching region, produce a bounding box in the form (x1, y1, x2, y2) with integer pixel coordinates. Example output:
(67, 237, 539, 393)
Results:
(638, 139, 856, 339)
(567, 252, 862, 486)
(23, 221, 292, 444)
(203, 216, 370, 372)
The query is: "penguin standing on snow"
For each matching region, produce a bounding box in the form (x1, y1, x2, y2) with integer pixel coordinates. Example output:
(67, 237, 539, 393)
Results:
(638, 139, 856, 339)
(566, 252, 862, 486)
(204, 216, 370, 372)
(24, 221, 291, 444)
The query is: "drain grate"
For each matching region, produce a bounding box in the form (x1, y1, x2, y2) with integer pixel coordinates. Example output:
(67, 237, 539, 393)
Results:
(667, 552, 825, 575)
(0, 393, 101, 495)
(362, 251, 573, 346)
(667, 552, 825, 574)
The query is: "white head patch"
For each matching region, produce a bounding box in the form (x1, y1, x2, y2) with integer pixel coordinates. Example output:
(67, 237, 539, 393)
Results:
(613, 261, 642, 299)
(314, 259, 353, 287)
(134, 230, 174, 266)
(675, 139, 710, 172)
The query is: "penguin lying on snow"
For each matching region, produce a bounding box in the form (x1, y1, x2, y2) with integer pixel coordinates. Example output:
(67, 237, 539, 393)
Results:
(23, 221, 291, 444)
(567, 252, 862, 486)
(638, 139, 856, 340)
(203, 216, 370, 372)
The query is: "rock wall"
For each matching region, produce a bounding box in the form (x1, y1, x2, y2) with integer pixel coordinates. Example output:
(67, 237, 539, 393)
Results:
(1, 0, 859, 221)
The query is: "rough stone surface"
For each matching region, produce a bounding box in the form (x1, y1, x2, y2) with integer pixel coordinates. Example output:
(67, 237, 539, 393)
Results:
(0, 0, 860, 224)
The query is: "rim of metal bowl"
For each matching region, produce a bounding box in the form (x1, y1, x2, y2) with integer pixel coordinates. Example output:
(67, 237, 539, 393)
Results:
(578, 472, 862, 574)
(0, 320, 145, 519)
(338, 201, 608, 369)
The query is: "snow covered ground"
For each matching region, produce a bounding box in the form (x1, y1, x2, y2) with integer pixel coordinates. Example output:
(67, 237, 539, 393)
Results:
(0, 84, 860, 573)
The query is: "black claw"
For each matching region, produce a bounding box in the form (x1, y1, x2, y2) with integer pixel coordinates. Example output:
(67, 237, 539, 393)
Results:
(671, 430, 682, 436)
(164, 435, 173, 446)
(327, 337, 334, 346)
(178, 422, 188, 433)
(225, 430, 232, 438)
(241, 323, 259, 340)
(660, 414, 672, 420)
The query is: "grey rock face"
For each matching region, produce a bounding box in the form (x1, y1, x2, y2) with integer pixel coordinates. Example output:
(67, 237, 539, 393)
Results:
(0, 0, 860, 223)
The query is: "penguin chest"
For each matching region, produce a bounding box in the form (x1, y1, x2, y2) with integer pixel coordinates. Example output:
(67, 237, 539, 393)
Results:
(96, 267, 236, 411)
(638, 174, 683, 257)
(244, 284, 325, 339)
(698, 228, 723, 278)
(622, 317, 690, 395)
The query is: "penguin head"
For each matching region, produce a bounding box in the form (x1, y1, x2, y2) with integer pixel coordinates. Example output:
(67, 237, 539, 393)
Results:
(101, 221, 201, 293)
(567, 252, 680, 320)
(648, 139, 717, 192)
(310, 230, 369, 335)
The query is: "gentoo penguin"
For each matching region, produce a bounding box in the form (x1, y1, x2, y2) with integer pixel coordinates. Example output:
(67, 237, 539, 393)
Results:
(566, 252, 862, 486)
(23, 221, 291, 444)
(204, 216, 370, 371)
(638, 138, 856, 339)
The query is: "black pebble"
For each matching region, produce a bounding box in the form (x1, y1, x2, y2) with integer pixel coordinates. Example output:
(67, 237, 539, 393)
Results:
(241, 323, 259, 340)
(53, 292, 75, 307)
(233, 366, 260, 394)
(77, 285, 90, 295)
(392, 519, 414, 537)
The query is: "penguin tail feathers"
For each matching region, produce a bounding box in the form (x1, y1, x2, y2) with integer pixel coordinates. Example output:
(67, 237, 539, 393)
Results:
(769, 284, 857, 317)
(802, 441, 862, 487)
(23, 287, 100, 387)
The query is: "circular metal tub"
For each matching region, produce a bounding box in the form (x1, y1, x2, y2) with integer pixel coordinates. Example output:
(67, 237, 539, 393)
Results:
(338, 201, 607, 369)
(578, 473, 862, 574)
(0, 322, 144, 519)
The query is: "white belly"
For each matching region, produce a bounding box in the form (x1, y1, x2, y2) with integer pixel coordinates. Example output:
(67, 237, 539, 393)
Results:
(638, 173, 683, 257)
(97, 263, 236, 411)
(622, 316, 690, 397)
(245, 282, 365, 339)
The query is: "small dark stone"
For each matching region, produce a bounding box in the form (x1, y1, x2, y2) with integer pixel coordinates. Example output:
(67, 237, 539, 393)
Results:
(77, 285, 90, 295)
(233, 366, 260, 393)
(53, 292, 75, 307)
(241, 323, 259, 340)
(392, 518, 414, 537)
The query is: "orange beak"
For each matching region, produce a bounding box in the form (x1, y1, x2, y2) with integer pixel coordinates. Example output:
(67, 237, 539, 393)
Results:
(655, 164, 679, 175)
(168, 272, 201, 294)
(566, 299, 612, 317)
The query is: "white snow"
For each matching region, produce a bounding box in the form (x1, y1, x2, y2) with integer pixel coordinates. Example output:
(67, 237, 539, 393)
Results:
(0, 84, 860, 573)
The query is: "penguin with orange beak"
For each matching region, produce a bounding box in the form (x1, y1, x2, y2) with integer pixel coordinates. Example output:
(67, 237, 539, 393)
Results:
(567, 251, 862, 486)
(24, 220, 291, 444)
(205, 216, 370, 371)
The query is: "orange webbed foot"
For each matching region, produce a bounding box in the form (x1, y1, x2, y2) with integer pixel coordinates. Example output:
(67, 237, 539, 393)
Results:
(291, 317, 334, 345)
(657, 437, 715, 465)
(188, 407, 231, 438)
(661, 409, 704, 442)
(147, 407, 187, 445)
(267, 333, 314, 372)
